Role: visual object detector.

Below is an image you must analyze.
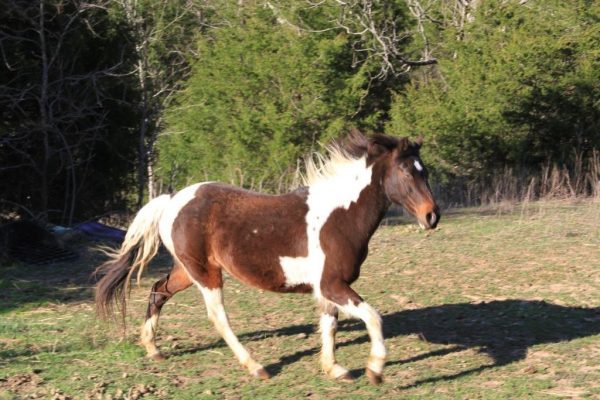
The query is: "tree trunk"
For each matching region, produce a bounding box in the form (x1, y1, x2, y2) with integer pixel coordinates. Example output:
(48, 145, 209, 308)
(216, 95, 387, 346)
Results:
(38, 1, 49, 222)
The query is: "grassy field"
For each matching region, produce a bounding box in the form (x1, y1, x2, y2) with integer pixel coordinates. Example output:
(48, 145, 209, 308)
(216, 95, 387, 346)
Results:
(1, 200, 599, 399)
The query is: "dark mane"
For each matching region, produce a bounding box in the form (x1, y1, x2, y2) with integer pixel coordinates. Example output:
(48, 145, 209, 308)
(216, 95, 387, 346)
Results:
(342, 128, 418, 159)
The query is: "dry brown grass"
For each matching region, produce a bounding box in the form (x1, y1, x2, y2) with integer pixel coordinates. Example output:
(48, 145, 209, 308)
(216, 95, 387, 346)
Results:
(432, 151, 600, 209)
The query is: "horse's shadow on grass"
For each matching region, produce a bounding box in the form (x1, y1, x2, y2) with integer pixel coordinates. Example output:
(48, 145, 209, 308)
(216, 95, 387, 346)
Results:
(376, 300, 598, 388)
(176, 300, 599, 387)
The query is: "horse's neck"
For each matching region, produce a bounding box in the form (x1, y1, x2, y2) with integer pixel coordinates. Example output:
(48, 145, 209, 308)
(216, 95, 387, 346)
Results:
(304, 155, 390, 246)
(351, 182, 391, 242)
(316, 179, 390, 250)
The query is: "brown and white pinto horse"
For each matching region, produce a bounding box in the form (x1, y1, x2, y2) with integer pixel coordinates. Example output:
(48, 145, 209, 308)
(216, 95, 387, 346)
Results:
(95, 130, 439, 384)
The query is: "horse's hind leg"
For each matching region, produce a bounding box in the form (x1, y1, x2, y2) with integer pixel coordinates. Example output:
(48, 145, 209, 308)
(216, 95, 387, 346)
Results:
(141, 263, 192, 360)
(196, 281, 269, 379)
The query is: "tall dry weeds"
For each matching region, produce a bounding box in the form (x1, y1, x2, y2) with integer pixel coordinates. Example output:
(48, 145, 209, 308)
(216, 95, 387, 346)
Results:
(432, 151, 600, 208)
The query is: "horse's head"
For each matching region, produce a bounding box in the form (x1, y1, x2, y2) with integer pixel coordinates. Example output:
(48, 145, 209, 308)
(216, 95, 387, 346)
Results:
(382, 136, 440, 230)
(345, 130, 440, 230)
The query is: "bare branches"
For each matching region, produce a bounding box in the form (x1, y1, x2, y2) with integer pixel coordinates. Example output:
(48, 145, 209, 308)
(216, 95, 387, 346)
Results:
(0, 0, 130, 224)
(405, 0, 432, 60)
(266, 0, 437, 80)
(335, 0, 438, 78)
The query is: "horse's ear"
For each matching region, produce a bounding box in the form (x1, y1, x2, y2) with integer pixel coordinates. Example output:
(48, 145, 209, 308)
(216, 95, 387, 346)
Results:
(367, 140, 387, 157)
(414, 135, 424, 149)
(398, 137, 410, 152)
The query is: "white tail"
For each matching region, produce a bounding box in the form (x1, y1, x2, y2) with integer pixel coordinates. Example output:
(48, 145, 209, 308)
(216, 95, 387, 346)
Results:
(95, 194, 172, 320)
(100, 195, 171, 283)
(124, 195, 172, 282)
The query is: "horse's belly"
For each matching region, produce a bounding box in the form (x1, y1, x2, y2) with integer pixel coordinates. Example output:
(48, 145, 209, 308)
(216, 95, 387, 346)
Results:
(216, 241, 314, 294)
(223, 260, 314, 294)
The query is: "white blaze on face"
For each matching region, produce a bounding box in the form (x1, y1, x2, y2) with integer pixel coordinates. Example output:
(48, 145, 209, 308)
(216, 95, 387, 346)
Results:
(414, 160, 423, 172)
(279, 156, 373, 298)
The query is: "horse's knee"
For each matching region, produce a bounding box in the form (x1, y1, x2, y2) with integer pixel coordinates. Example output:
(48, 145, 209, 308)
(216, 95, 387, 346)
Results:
(320, 281, 362, 308)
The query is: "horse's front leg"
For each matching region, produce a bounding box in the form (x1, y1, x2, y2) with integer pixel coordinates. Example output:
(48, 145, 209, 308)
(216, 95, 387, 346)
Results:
(321, 281, 386, 384)
(318, 301, 352, 381)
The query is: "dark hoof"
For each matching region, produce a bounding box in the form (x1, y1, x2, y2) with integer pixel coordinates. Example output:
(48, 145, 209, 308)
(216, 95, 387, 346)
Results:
(254, 367, 270, 380)
(366, 368, 383, 385)
(336, 372, 354, 382)
(150, 353, 166, 361)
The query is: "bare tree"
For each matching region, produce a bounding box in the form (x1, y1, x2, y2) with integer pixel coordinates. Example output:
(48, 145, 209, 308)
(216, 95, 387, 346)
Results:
(268, 0, 438, 80)
(0, 0, 125, 224)
(332, 0, 437, 79)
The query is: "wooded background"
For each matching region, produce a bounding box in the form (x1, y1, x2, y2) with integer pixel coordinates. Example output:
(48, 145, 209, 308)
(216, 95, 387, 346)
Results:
(1, 0, 598, 224)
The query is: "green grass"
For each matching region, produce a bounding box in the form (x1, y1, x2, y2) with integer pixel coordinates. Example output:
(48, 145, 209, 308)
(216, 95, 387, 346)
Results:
(1, 200, 599, 399)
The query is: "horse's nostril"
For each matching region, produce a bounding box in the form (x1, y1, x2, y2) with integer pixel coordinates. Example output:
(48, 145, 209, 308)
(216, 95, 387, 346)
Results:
(427, 212, 437, 226)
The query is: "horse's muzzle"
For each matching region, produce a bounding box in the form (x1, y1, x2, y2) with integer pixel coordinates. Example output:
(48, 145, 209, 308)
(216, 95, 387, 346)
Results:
(418, 206, 440, 230)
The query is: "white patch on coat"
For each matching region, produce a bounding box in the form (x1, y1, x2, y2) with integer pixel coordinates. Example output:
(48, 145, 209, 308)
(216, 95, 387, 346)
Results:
(414, 160, 423, 172)
(158, 182, 211, 255)
(279, 151, 372, 297)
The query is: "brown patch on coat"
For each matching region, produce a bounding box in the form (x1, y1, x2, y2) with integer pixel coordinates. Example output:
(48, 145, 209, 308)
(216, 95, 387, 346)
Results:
(172, 183, 312, 293)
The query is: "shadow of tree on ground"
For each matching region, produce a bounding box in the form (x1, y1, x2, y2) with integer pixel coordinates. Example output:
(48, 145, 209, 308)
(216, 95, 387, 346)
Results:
(0, 248, 172, 313)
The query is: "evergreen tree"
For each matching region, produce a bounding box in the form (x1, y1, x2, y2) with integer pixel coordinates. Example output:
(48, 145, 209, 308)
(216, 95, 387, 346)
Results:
(388, 0, 600, 180)
(159, 2, 398, 190)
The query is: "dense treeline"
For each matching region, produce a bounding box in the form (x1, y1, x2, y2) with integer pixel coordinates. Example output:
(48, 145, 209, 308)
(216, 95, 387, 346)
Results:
(389, 0, 600, 178)
(1, 0, 599, 224)
(0, 0, 199, 223)
(160, 1, 424, 189)
(1, 1, 140, 224)
(160, 0, 600, 196)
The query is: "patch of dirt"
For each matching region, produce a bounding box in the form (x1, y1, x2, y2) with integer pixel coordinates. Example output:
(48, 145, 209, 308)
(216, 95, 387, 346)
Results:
(541, 387, 589, 398)
(0, 372, 43, 392)
(525, 350, 556, 360)
(0, 337, 21, 345)
(480, 380, 503, 388)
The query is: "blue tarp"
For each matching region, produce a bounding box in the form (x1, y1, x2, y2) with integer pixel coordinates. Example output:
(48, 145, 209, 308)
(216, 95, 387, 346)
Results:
(74, 221, 126, 242)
